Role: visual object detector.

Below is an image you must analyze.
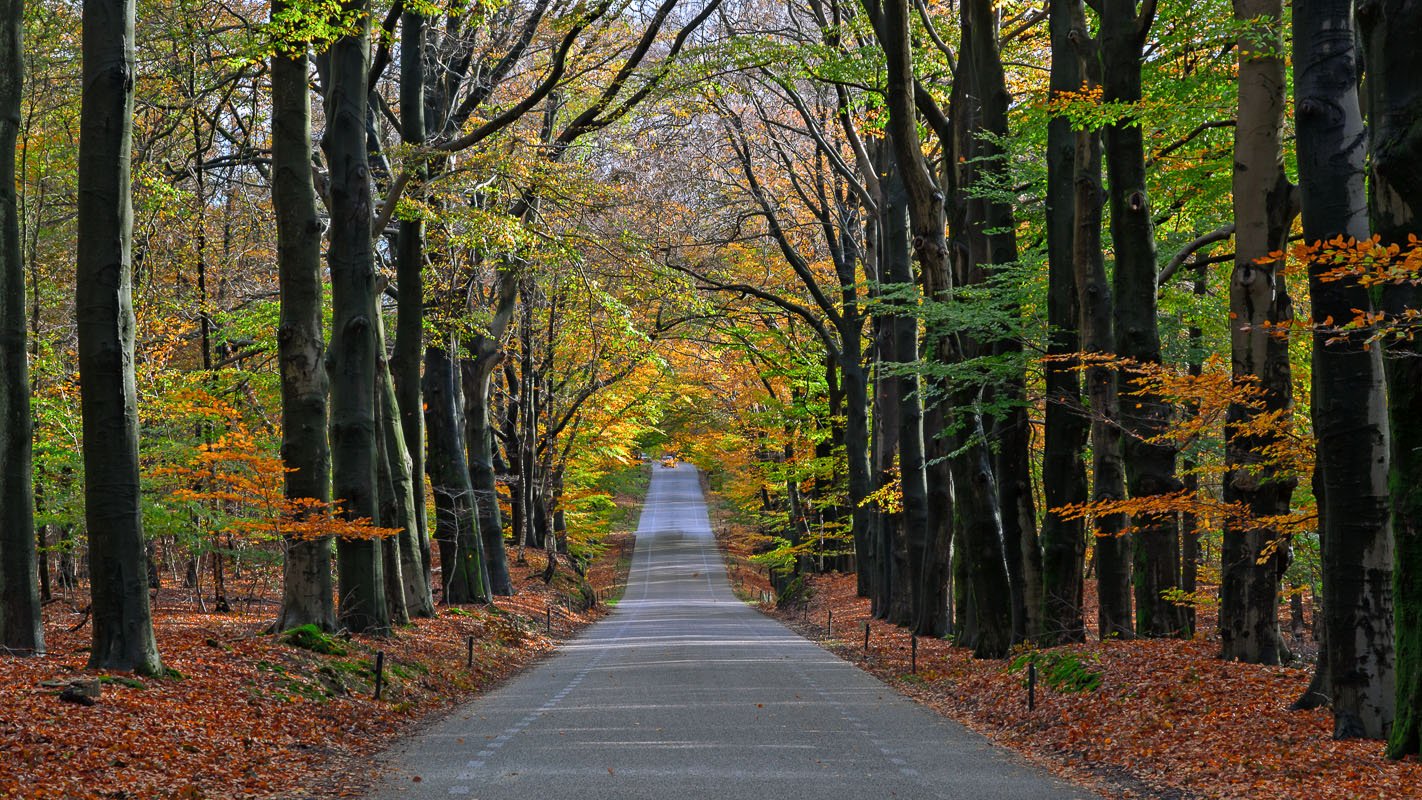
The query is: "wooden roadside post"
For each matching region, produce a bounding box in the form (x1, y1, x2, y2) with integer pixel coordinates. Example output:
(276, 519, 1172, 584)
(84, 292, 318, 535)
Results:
(373, 651, 385, 699)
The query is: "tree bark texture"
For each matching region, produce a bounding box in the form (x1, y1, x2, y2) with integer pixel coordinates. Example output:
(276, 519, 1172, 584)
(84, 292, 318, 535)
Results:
(77, 0, 162, 673)
(1070, 28, 1132, 637)
(271, 20, 334, 633)
(323, 0, 388, 634)
(0, 0, 43, 656)
(1100, 0, 1184, 638)
(463, 349, 514, 595)
(1359, 0, 1415, 747)
(962, 0, 1042, 642)
(879, 0, 1012, 654)
(1220, 0, 1297, 664)
(393, 1, 431, 604)
(1040, 0, 1091, 646)
(427, 344, 488, 603)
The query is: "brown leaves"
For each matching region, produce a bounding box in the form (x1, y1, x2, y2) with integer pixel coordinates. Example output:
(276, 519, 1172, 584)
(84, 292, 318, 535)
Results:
(0, 543, 627, 800)
(774, 573, 1422, 800)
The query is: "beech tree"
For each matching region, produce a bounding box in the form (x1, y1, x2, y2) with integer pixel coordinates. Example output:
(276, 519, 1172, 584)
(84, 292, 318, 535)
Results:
(324, 0, 387, 634)
(77, 0, 162, 673)
(271, 0, 333, 632)
(1040, 0, 1090, 646)
(1360, 0, 1418, 751)
(0, 0, 43, 656)
(1220, 0, 1296, 665)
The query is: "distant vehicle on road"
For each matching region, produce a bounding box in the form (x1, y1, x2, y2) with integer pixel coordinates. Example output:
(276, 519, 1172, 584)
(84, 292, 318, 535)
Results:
(660, 455, 677, 468)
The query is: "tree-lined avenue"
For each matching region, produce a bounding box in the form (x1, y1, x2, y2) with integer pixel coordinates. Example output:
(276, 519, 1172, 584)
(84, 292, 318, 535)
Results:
(370, 465, 1087, 799)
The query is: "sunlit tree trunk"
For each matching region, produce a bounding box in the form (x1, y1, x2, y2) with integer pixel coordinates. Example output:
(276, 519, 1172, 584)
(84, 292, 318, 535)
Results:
(0, 0, 43, 656)
(1358, 0, 1413, 748)
(271, 12, 334, 633)
(78, 0, 162, 673)
(323, 0, 387, 634)
(1220, 0, 1297, 664)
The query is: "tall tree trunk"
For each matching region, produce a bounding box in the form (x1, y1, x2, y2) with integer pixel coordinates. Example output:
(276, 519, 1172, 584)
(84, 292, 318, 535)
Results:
(1100, 0, 1183, 638)
(393, 0, 431, 606)
(77, 0, 161, 674)
(878, 134, 932, 632)
(0, 0, 43, 656)
(1358, 0, 1413, 748)
(963, 0, 1041, 642)
(426, 344, 487, 603)
(377, 334, 431, 619)
(323, 0, 388, 634)
(1071, 26, 1132, 638)
(271, 17, 334, 633)
(463, 350, 514, 594)
(1039, 0, 1091, 646)
(1181, 265, 1207, 638)
(1220, 0, 1297, 664)
(879, 0, 1012, 655)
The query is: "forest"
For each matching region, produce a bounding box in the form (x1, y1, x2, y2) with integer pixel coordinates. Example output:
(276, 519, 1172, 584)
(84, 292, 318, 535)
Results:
(2, 0, 1422, 791)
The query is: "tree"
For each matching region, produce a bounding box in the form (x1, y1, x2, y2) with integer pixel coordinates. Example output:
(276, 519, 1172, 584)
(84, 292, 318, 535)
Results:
(1219, 0, 1297, 665)
(77, 0, 162, 673)
(271, 0, 334, 633)
(1040, 0, 1091, 646)
(1099, 0, 1186, 638)
(324, 0, 387, 634)
(1296, 0, 1394, 741)
(1068, 26, 1132, 641)
(875, 0, 1013, 654)
(0, 0, 43, 656)
(1359, 0, 1416, 750)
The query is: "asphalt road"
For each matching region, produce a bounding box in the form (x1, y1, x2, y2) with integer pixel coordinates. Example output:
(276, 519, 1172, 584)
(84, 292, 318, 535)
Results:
(368, 464, 1091, 800)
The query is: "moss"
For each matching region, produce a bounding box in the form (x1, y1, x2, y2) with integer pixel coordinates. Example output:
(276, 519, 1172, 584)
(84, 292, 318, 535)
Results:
(99, 675, 147, 690)
(281, 624, 349, 656)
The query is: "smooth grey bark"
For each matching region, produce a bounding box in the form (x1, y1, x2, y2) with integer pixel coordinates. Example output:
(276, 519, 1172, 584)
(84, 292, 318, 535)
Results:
(393, 0, 431, 600)
(1040, 0, 1090, 646)
(395, 0, 432, 605)
(271, 18, 334, 633)
(880, 137, 932, 633)
(323, 0, 388, 634)
(428, 344, 487, 603)
(77, 0, 161, 673)
(1358, 0, 1412, 746)
(377, 321, 431, 619)
(462, 350, 511, 595)
(1220, 0, 1297, 665)
(0, 0, 42, 656)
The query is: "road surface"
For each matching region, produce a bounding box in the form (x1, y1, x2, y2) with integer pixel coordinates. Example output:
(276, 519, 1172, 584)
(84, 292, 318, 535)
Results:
(368, 464, 1091, 799)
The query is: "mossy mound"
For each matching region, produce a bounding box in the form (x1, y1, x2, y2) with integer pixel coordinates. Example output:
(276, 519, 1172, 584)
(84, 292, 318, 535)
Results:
(281, 624, 348, 656)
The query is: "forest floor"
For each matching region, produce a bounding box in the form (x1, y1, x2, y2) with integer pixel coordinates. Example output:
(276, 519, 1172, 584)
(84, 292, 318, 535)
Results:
(0, 514, 641, 799)
(747, 570, 1422, 799)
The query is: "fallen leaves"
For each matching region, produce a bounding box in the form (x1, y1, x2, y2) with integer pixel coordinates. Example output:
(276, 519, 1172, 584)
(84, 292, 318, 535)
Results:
(770, 572, 1422, 800)
(0, 538, 632, 800)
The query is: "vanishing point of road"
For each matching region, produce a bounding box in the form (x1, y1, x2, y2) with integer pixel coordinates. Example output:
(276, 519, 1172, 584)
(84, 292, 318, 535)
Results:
(369, 464, 1090, 799)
